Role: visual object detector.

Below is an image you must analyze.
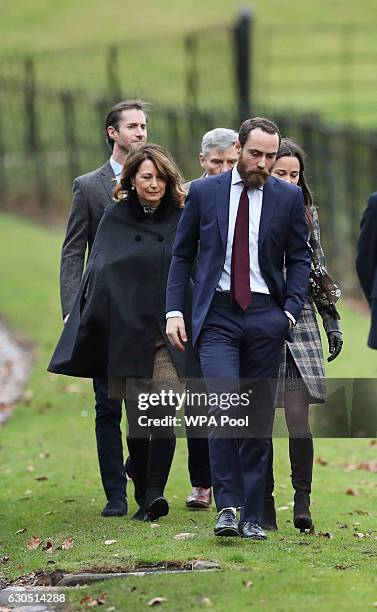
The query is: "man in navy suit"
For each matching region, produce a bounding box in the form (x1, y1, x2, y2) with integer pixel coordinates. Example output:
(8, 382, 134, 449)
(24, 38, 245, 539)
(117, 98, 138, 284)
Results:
(166, 117, 311, 540)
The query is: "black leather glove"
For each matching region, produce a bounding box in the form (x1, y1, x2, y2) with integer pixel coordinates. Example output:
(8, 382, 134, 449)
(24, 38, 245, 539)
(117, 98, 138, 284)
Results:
(327, 331, 343, 362)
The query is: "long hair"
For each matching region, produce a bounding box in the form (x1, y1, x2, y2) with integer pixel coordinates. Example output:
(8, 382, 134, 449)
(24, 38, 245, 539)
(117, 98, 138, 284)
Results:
(275, 138, 313, 227)
(113, 144, 186, 208)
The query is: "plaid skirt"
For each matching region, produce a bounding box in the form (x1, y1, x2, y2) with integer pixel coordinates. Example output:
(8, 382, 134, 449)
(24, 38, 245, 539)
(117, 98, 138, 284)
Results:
(275, 303, 326, 406)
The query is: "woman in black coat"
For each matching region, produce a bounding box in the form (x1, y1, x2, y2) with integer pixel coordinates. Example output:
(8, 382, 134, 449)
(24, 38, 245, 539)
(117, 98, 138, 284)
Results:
(49, 144, 199, 521)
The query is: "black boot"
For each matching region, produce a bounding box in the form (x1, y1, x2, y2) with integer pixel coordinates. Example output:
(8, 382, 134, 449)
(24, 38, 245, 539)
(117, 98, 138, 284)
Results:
(126, 437, 150, 509)
(289, 436, 313, 532)
(143, 436, 176, 521)
(261, 441, 278, 531)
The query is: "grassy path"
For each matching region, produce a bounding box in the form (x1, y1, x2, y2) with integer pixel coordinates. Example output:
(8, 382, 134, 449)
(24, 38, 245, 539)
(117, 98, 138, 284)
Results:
(0, 214, 376, 611)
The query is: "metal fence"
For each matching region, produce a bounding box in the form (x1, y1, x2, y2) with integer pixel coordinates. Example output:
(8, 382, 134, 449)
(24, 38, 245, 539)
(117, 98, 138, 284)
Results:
(1, 13, 377, 295)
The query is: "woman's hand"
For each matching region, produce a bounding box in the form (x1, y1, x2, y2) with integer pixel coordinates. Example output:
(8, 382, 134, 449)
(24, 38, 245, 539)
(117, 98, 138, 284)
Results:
(166, 316, 187, 352)
(327, 331, 343, 362)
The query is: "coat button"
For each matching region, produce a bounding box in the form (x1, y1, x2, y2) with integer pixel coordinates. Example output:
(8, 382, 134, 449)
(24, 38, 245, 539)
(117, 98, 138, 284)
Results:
(135, 235, 141, 241)
(157, 235, 163, 242)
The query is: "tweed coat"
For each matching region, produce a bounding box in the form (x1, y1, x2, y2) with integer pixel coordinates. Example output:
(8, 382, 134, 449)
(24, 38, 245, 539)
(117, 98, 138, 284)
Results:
(60, 161, 115, 317)
(277, 206, 341, 404)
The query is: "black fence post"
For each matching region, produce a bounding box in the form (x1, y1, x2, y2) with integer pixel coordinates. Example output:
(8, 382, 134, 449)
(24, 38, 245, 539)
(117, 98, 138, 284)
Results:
(185, 34, 198, 114)
(106, 45, 122, 102)
(233, 7, 253, 123)
(61, 90, 79, 184)
(24, 57, 38, 153)
(24, 57, 49, 210)
(0, 102, 7, 209)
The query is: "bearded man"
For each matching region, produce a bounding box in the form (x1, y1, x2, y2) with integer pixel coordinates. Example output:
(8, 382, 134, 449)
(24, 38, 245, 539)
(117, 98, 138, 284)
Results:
(166, 117, 311, 540)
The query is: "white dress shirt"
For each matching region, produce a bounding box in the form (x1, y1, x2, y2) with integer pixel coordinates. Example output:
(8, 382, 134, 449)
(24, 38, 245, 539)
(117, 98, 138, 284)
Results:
(217, 166, 269, 294)
(109, 157, 123, 181)
(167, 167, 295, 325)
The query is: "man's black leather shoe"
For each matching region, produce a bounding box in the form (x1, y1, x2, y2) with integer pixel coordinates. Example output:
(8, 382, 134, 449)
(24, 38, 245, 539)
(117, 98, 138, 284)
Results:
(239, 522, 267, 540)
(101, 498, 127, 517)
(214, 510, 240, 537)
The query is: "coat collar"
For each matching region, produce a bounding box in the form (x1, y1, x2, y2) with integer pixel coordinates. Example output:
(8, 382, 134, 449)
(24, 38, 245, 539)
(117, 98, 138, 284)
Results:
(99, 160, 116, 203)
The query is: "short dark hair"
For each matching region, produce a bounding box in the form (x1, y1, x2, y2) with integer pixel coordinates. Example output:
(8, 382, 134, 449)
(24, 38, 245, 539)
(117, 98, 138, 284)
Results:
(105, 99, 149, 149)
(238, 117, 281, 147)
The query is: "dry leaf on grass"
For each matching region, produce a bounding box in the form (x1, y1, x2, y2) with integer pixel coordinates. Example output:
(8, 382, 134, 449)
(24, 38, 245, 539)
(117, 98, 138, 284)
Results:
(104, 539, 117, 545)
(201, 598, 212, 607)
(346, 488, 359, 496)
(174, 532, 195, 540)
(0, 556, 10, 564)
(64, 384, 81, 394)
(39, 452, 51, 459)
(15, 528, 27, 534)
(317, 531, 333, 539)
(79, 594, 93, 605)
(42, 540, 53, 552)
(27, 536, 41, 549)
(148, 597, 167, 606)
(243, 580, 253, 588)
(61, 537, 74, 550)
(316, 457, 328, 465)
(150, 523, 161, 529)
(35, 475, 48, 481)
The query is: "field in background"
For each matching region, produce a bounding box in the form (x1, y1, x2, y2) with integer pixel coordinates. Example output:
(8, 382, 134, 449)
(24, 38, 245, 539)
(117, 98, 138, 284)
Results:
(1, 0, 377, 125)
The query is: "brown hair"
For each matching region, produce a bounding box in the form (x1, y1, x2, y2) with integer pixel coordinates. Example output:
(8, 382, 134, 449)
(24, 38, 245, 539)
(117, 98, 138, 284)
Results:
(275, 138, 313, 227)
(105, 99, 149, 149)
(113, 144, 186, 207)
(238, 116, 281, 147)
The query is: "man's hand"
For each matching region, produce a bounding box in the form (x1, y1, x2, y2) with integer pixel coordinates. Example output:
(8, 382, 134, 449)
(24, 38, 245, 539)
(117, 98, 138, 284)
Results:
(327, 331, 343, 362)
(166, 317, 187, 352)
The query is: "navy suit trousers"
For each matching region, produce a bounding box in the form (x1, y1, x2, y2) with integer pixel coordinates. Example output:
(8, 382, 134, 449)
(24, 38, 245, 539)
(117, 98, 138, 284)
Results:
(198, 292, 288, 523)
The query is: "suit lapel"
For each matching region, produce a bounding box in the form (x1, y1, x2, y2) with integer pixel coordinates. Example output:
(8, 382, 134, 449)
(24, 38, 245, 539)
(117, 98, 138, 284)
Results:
(258, 177, 278, 248)
(215, 171, 232, 249)
(99, 161, 116, 204)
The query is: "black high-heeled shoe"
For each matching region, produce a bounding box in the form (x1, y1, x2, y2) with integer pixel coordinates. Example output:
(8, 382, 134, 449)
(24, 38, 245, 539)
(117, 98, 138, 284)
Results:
(293, 492, 312, 532)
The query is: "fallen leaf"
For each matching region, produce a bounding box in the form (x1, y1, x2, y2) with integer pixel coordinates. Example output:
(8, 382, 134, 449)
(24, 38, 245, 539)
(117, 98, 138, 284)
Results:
(62, 498, 75, 503)
(370, 439, 377, 446)
(39, 452, 51, 459)
(373, 602, 377, 608)
(150, 523, 161, 528)
(79, 594, 93, 605)
(335, 564, 355, 570)
(354, 532, 366, 539)
(201, 598, 212, 607)
(27, 465, 35, 472)
(0, 556, 10, 564)
(44, 511, 53, 516)
(64, 384, 81, 394)
(346, 488, 359, 496)
(35, 475, 48, 481)
(277, 505, 290, 511)
(61, 537, 74, 550)
(174, 532, 195, 540)
(243, 580, 253, 588)
(104, 540, 117, 545)
(15, 528, 27, 534)
(317, 531, 333, 539)
(148, 597, 167, 606)
(351, 510, 373, 516)
(316, 457, 328, 465)
(23, 389, 34, 404)
(27, 536, 41, 550)
(42, 539, 53, 551)
(96, 593, 108, 604)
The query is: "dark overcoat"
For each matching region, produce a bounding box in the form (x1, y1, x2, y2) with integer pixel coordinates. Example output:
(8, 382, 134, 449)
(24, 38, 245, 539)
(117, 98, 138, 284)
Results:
(356, 191, 377, 348)
(48, 196, 200, 379)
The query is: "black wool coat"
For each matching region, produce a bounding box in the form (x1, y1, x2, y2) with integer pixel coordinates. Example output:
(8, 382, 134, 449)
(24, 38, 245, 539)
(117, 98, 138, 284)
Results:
(48, 196, 200, 379)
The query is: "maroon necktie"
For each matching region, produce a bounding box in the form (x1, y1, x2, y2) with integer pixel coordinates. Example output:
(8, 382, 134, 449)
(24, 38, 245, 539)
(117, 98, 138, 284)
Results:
(230, 186, 251, 310)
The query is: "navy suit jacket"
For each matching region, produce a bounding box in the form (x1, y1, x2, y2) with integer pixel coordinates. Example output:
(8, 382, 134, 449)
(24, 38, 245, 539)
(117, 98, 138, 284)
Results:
(166, 170, 311, 346)
(356, 191, 377, 348)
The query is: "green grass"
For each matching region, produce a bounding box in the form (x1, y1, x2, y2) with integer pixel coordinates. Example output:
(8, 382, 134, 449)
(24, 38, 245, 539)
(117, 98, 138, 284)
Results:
(0, 213, 377, 611)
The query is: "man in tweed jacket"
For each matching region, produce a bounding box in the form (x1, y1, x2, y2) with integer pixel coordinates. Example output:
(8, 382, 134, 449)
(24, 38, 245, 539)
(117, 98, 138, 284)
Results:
(60, 99, 148, 517)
